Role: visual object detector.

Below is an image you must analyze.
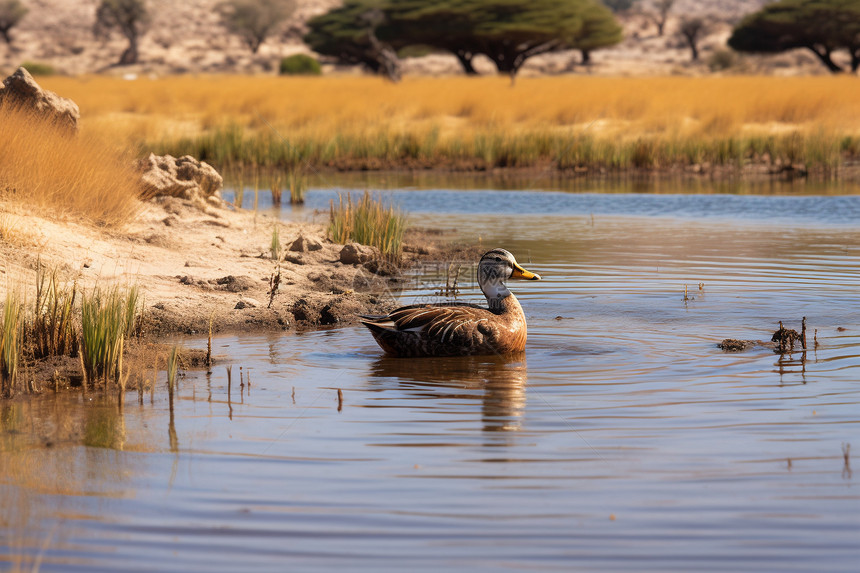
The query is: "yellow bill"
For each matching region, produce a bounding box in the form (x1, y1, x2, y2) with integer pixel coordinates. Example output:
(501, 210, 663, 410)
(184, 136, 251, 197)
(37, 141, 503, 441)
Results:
(511, 262, 541, 280)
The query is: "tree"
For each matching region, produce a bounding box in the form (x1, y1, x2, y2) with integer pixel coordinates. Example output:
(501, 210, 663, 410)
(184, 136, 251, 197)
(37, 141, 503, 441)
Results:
(0, 0, 27, 45)
(306, 0, 622, 81)
(217, 0, 294, 54)
(468, 0, 584, 79)
(643, 0, 674, 36)
(94, 0, 150, 65)
(383, 0, 487, 75)
(304, 1, 403, 81)
(385, 0, 621, 80)
(728, 0, 860, 73)
(571, 1, 624, 64)
(678, 16, 709, 61)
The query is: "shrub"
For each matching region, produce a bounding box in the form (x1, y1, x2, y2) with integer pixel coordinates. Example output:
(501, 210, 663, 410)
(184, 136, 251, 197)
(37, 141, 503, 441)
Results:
(279, 54, 322, 76)
(707, 49, 737, 72)
(20, 61, 56, 76)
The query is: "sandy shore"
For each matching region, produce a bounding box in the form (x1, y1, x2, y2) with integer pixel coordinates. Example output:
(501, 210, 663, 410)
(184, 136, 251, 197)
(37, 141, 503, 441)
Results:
(0, 195, 471, 340)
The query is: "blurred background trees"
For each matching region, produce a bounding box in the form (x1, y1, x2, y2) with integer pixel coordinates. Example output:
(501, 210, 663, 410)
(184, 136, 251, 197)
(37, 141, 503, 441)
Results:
(729, 0, 860, 73)
(93, 0, 150, 65)
(217, 0, 295, 54)
(306, 0, 622, 80)
(0, 0, 27, 46)
(5, 0, 860, 77)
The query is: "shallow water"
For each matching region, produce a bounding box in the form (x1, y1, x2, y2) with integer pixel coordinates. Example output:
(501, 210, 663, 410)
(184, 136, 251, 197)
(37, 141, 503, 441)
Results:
(3, 181, 860, 572)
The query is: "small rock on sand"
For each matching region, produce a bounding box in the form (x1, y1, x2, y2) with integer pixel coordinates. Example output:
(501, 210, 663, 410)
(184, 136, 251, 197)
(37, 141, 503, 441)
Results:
(289, 234, 323, 253)
(340, 243, 379, 265)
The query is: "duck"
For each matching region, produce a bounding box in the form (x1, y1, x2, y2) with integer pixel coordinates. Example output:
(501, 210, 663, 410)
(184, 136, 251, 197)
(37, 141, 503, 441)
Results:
(360, 248, 541, 357)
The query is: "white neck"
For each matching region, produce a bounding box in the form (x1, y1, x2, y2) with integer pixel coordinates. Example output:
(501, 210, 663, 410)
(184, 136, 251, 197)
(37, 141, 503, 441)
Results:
(479, 264, 512, 310)
(481, 279, 511, 302)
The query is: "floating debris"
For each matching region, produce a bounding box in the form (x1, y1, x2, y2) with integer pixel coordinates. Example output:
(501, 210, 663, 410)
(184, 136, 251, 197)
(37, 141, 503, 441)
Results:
(718, 339, 755, 352)
(719, 317, 810, 354)
(772, 320, 801, 354)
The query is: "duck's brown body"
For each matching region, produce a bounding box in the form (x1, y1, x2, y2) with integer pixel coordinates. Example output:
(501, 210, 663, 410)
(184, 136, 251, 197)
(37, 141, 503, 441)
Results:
(362, 294, 528, 358)
(361, 248, 539, 358)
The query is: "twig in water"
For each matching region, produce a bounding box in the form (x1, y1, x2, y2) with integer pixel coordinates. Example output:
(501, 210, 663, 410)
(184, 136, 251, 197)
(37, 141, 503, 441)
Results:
(267, 264, 282, 309)
(205, 312, 214, 372)
(337, 388, 344, 412)
(801, 316, 807, 350)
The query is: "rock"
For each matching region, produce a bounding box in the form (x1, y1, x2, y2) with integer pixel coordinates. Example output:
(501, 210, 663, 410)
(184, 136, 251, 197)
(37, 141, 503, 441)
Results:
(138, 153, 223, 204)
(289, 234, 323, 253)
(234, 298, 260, 309)
(0, 67, 80, 132)
(319, 304, 338, 325)
(363, 258, 397, 276)
(340, 243, 379, 265)
(283, 252, 305, 265)
(214, 275, 256, 292)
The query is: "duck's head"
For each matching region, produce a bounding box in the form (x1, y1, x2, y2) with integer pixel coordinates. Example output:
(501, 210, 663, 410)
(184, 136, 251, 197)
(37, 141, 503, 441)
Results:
(478, 249, 541, 302)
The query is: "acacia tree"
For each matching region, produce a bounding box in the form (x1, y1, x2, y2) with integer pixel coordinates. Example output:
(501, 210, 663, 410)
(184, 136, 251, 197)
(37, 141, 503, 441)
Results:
(307, 0, 622, 80)
(643, 0, 674, 36)
(94, 0, 150, 65)
(383, 0, 486, 75)
(217, 0, 295, 54)
(678, 16, 709, 61)
(728, 0, 860, 73)
(0, 0, 27, 45)
(304, 0, 403, 81)
(571, 1, 624, 64)
(386, 0, 621, 79)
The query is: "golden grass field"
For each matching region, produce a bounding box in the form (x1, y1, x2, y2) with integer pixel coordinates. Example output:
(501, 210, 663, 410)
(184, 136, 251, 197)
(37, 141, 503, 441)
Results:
(46, 74, 859, 137)
(41, 75, 860, 139)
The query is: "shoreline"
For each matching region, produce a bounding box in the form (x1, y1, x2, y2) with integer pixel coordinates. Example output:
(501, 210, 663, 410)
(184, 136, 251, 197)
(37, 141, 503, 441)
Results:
(295, 162, 860, 186)
(0, 194, 478, 395)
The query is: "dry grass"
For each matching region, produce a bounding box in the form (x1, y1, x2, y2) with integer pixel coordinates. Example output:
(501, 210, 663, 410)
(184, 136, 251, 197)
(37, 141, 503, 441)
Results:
(0, 103, 144, 227)
(40, 74, 860, 140)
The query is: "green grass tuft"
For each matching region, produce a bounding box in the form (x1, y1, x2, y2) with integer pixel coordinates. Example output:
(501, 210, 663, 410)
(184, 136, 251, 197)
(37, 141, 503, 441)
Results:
(80, 286, 141, 387)
(0, 290, 22, 397)
(31, 261, 78, 360)
(329, 191, 406, 260)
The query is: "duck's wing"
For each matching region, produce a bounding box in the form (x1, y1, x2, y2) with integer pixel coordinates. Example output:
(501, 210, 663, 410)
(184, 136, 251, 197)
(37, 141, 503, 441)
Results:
(387, 303, 490, 334)
(361, 303, 500, 356)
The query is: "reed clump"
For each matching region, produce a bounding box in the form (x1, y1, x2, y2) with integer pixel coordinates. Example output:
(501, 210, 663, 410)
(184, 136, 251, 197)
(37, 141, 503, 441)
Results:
(329, 191, 406, 260)
(31, 261, 78, 360)
(79, 285, 142, 387)
(0, 290, 22, 397)
(289, 169, 306, 204)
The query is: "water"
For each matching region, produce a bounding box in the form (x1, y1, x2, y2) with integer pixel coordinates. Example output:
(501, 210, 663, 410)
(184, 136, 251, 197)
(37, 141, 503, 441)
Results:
(3, 179, 860, 572)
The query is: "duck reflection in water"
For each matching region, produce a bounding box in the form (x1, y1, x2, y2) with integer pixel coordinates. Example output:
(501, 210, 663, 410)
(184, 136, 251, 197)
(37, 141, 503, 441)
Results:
(369, 352, 527, 435)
